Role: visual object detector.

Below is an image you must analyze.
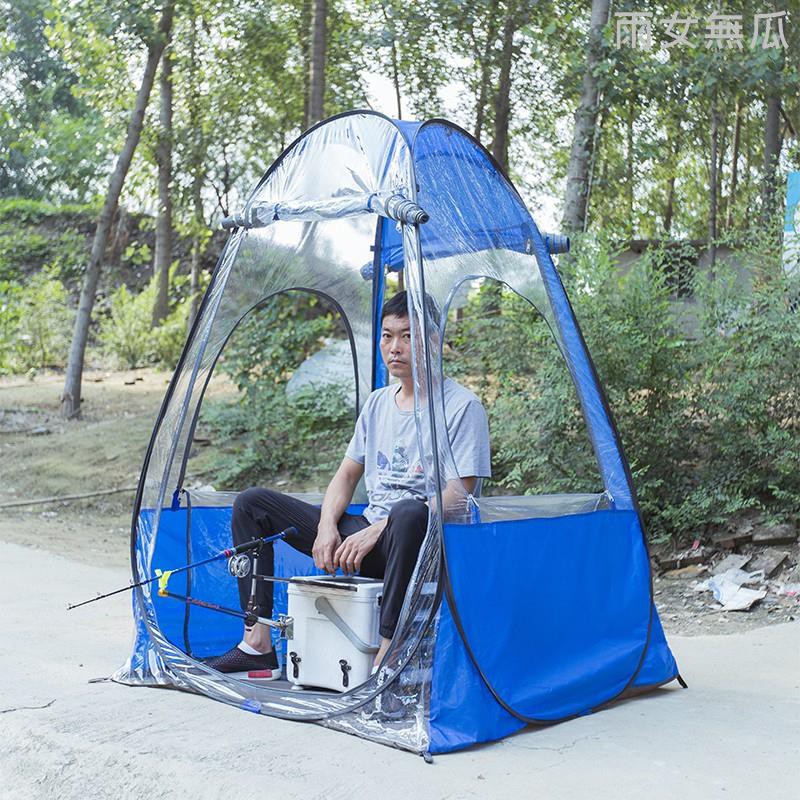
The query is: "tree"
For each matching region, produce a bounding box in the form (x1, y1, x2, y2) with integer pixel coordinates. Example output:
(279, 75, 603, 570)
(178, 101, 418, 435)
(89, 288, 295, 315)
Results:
(490, 1, 524, 172)
(152, 42, 173, 326)
(561, 0, 610, 233)
(60, 2, 174, 419)
(473, 0, 500, 142)
(308, 0, 327, 125)
(0, 0, 103, 200)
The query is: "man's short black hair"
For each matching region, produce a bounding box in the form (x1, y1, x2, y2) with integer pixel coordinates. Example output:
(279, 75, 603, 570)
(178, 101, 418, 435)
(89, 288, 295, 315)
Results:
(381, 290, 440, 324)
(381, 290, 409, 321)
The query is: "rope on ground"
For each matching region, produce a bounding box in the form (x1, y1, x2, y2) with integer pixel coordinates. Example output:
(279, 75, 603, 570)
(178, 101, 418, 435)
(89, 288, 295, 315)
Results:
(0, 486, 137, 509)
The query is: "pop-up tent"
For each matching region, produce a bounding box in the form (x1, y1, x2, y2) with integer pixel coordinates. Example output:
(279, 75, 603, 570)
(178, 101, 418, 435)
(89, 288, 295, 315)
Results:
(114, 111, 681, 756)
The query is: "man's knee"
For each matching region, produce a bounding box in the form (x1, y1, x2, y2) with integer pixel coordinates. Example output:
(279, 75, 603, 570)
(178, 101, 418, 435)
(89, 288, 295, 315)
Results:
(386, 499, 429, 545)
(232, 486, 279, 518)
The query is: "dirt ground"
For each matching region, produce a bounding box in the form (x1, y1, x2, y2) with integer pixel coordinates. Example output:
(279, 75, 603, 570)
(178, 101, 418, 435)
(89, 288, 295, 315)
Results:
(0, 368, 231, 569)
(1, 368, 798, 633)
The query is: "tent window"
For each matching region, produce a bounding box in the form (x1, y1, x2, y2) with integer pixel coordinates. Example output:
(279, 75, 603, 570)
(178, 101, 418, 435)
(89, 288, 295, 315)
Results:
(441, 279, 603, 502)
(185, 290, 357, 492)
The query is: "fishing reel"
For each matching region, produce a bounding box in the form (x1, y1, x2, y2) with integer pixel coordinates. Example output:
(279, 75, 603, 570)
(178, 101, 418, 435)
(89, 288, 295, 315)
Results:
(227, 553, 252, 578)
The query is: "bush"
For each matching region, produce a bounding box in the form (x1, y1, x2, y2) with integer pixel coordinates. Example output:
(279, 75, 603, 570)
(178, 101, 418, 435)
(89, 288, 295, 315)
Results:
(0, 197, 96, 225)
(0, 280, 23, 374)
(150, 300, 190, 369)
(0, 228, 51, 280)
(97, 283, 154, 369)
(199, 233, 798, 545)
(564, 234, 799, 543)
(443, 233, 798, 545)
(0, 267, 73, 372)
(684, 266, 800, 531)
(443, 283, 602, 496)
(97, 264, 192, 370)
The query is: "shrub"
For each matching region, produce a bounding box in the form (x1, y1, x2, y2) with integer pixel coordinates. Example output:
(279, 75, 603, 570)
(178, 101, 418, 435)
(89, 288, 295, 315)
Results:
(199, 232, 798, 545)
(97, 264, 192, 370)
(0, 280, 23, 374)
(97, 283, 155, 369)
(0, 198, 96, 225)
(3, 267, 73, 371)
(685, 266, 800, 530)
(0, 228, 51, 280)
(443, 283, 602, 496)
(444, 233, 798, 545)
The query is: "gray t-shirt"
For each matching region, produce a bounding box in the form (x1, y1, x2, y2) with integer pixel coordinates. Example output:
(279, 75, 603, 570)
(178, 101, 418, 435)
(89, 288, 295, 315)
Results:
(345, 378, 491, 523)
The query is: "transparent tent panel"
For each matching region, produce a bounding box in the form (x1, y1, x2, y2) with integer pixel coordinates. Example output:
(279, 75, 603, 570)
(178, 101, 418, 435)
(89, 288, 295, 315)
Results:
(127, 212, 443, 752)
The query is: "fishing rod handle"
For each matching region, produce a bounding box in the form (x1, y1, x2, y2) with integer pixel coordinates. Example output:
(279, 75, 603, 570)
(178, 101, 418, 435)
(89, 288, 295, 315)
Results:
(229, 526, 297, 555)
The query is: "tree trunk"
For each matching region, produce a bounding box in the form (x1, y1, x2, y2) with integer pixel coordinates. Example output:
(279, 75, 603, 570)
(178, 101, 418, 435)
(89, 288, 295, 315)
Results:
(709, 89, 719, 271)
(561, 0, 610, 233)
(473, 0, 500, 142)
(582, 105, 606, 232)
(307, 0, 327, 126)
(60, 3, 174, 419)
(716, 101, 728, 236)
(491, 3, 517, 172)
(726, 98, 742, 230)
(626, 103, 634, 238)
(742, 104, 752, 215)
(152, 42, 173, 326)
(381, 3, 402, 118)
(663, 175, 675, 236)
(188, 11, 205, 330)
(662, 123, 680, 235)
(762, 94, 782, 223)
(301, 0, 311, 126)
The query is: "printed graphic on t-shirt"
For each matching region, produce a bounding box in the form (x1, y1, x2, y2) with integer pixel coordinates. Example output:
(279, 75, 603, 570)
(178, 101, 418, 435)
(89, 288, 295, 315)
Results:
(371, 445, 426, 509)
(376, 445, 424, 488)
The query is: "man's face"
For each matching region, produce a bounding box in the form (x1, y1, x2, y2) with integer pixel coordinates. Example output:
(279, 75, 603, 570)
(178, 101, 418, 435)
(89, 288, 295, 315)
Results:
(380, 314, 413, 381)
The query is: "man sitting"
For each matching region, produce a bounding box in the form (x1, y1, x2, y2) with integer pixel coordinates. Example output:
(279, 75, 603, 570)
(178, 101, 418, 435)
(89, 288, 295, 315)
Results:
(207, 290, 491, 678)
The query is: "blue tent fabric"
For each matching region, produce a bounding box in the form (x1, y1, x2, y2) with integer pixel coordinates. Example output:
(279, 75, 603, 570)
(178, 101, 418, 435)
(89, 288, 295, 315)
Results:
(117, 110, 681, 755)
(429, 595, 526, 754)
(631, 604, 679, 688)
(441, 511, 652, 721)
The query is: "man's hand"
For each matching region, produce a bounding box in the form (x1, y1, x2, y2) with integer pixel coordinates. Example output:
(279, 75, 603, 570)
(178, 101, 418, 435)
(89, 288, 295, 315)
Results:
(312, 523, 342, 575)
(333, 523, 384, 575)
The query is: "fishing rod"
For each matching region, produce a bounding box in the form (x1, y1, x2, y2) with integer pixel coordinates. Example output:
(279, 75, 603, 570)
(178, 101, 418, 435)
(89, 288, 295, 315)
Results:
(66, 527, 296, 611)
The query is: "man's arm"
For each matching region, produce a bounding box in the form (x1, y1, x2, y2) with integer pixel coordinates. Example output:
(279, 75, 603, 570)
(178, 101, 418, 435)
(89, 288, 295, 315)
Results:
(440, 476, 478, 520)
(314, 456, 364, 574)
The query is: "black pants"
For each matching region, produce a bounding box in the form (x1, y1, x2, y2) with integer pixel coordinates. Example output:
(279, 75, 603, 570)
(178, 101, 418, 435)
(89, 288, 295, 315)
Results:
(231, 488, 428, 639)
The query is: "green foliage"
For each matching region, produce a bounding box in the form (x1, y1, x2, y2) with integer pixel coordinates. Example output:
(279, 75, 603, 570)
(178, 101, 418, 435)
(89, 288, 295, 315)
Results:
(121, 241, 152, 268)
(568, 233, 800, 543)
(97, 265, 189, 369)
(0, 197, 96, 224)
(203, 293, 355, 488)
(0, 280, 23, 374)
(97, 283, 153, 368)
(684, 264, 800, 531)
(567, 235, 698, 541)
(444, 282, 603, 497)
(0, 266, 73, 373)
(47, 229, 89, 284)
(149, 298, 190, 368)
(0, 199, 92, 282)
(0, 228, 51, 280)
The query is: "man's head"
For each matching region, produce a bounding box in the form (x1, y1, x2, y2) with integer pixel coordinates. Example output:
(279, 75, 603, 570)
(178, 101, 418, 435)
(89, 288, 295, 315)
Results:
(379, 290, 440, 382)
(380, 291, 413, 382)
